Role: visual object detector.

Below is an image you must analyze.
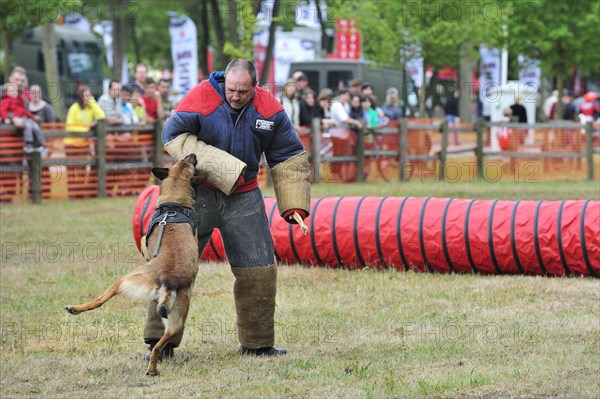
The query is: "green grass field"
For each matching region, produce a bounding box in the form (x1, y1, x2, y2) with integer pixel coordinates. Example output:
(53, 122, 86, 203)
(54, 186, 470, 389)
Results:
(1, 180, 599, 398)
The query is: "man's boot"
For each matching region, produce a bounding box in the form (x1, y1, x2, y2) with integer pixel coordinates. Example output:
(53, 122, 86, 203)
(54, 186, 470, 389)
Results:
(231, 264, 287, 356)
(142, 300, 184, 362)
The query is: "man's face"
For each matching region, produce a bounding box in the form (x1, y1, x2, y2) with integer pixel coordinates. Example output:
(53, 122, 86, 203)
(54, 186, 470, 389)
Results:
(159, 81, 170, 97)
(135, 66, 148, 83)
(109, 83, 121, 99)
(225, 69, 255, 110)
(8, 72, 26, 94)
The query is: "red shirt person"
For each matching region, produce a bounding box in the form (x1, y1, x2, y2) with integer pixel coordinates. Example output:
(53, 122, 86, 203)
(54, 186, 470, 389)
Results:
(141, 77, 163, 124)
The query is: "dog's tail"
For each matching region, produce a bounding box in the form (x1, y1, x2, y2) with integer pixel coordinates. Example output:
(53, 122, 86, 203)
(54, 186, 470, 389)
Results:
(157, 280, 177, 319)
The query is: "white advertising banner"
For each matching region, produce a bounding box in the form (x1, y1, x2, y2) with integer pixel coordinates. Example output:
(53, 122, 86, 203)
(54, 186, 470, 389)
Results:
(479, 46, 501, 116)
(274, 31, 317, 86)
(169, 13, 198, 96)
(518, 54, 541, 91)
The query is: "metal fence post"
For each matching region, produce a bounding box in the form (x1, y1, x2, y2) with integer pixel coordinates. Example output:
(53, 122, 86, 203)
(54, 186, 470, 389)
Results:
(311, 117, 321, 184)
(585, 121, 594, 181)
(30, 152, 42, 204)
(154, 121, 164, 167)
(475, 118, 484, 180)
(399, 118, 408, 181)
(439, 120, 449, 181)
(356, 127, 365, 182)
(95, 119, 107, 198)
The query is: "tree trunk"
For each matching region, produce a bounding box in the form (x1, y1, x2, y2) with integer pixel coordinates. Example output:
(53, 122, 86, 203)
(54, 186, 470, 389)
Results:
(459, 42, 472, 122)
(227, 0, 240, 48)
(554, 73, 564, 120)
(130, 18, 141, 65)
(210, 0, 227, 69)
(111, 0, 128, 82)
(315, 0, 331, 55)
(42, 23, 65, 119)
(198, 1, 209, 77)
(2, 29, 12, 81)
(260, 0, 280, 86)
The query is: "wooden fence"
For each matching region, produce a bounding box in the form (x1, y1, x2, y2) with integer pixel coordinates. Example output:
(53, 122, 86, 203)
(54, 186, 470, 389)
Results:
(1, 119, 598, 204)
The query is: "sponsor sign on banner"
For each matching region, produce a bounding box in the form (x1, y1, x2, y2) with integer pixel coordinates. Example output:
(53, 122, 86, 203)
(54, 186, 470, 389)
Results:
(169, 13, 198, 96)
(479, 46, 501, 116)
(334, 19, 361, 59)
(518, 54, 541, 91)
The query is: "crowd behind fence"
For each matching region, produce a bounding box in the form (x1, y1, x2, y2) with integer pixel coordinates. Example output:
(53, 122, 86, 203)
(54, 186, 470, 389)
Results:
(1, 119, 598, 204)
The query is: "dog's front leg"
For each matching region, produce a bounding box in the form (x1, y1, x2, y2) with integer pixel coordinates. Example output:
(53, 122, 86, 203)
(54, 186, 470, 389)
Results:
(64, 277, 123, 315)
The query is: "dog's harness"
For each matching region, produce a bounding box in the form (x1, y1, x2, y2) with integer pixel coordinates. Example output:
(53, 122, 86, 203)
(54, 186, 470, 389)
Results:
(146, 202, 197, 257)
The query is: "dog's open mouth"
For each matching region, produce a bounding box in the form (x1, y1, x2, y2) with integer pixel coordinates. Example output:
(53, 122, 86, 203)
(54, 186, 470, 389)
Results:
(183, 153, 197, 167)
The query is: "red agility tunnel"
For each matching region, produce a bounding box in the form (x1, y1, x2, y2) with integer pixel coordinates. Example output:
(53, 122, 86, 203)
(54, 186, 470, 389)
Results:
(133, 186, 599, 277)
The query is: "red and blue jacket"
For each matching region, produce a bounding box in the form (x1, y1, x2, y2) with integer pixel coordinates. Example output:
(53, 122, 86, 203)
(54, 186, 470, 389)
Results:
(162, 71, 304, 191)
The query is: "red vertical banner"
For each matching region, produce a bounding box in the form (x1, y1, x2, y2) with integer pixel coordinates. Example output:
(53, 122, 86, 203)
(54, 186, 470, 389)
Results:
(334, 18, 361, 60)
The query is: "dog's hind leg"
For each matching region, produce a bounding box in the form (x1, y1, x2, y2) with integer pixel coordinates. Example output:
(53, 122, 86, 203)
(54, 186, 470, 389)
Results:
(146, 289, 192, 376)
(65, 267, 155, 315)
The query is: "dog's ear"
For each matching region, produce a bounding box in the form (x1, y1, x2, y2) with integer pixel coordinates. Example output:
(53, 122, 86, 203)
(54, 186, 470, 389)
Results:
(151, 167, 169, 181)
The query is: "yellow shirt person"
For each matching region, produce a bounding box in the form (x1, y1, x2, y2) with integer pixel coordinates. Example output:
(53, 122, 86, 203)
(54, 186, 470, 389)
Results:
(65, 86, 106, 146)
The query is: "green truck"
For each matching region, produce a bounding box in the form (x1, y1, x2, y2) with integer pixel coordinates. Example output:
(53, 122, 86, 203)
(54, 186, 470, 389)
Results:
(11, 25, 104, 109)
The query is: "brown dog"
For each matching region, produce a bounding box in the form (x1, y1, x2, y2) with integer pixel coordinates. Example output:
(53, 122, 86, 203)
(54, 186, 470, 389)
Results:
(65, 154, 204, 376)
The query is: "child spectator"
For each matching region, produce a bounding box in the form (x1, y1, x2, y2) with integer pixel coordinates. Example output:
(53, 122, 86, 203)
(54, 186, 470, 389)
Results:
(0, 79, 47, 154)
(141, 77, 163, 124)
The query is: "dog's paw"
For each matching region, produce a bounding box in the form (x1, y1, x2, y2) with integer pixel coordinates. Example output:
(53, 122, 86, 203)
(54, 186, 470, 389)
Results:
(64, 306, 79, 315)
(146, 369, 160, 377)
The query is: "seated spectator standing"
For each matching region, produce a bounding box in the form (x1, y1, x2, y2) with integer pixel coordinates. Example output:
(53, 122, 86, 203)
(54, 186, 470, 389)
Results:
(98, 80, 124, 126)
(349, 78, 363, 96)
(0, 73, 47, 155)
(141, 77, 163, 125)
(64, 84, 106, 199)
(28, 84, 57, 123)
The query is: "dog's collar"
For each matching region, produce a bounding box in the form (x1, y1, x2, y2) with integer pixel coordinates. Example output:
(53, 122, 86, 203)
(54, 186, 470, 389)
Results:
(146, 203, 198, 257)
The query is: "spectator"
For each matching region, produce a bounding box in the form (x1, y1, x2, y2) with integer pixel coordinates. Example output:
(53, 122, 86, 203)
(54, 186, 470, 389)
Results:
(361, 81, 374, 97)
(444, 89, 460, 145)
(349, 93, 363, 121)
(65, 85, 106, 135)
(28, 84, 57, 123)
(120, 84, 140, 125)
(317, 88, 338, 130)
(0, 70, 47, 154)
(561, 94, 578, 122)
(130, 86, 149, 125)
(130, 63, 149, 94)
(542, 90, 558, 120)
(64, 85, 105, 199)
(361, 95, 380, 130)
(97, 80, 124, 126)
(299, 88, 320, 127)
(330, 88, 362, 129)
(141, 77, 163, 124)
(280, 79, 300, 127)
(510, 96, 528, 123)
(382, 90, 403, 121)
(158, 78, 174, 121)
(349, 78, 363, 95)
(292, 71, 311, 97)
